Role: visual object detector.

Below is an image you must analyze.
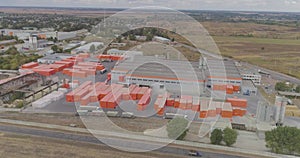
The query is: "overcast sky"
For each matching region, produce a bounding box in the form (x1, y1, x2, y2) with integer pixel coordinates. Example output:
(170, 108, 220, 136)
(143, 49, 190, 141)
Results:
(0, 0, 300, 12)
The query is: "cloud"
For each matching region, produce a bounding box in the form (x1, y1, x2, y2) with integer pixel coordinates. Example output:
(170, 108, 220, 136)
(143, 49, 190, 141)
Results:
(285, 0, 298, 5)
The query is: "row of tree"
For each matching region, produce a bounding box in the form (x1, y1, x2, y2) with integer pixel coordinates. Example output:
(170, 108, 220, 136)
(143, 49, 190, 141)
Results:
(210, 128, 238, 146)
(275, 81, 300, 93)
(122, 27, 171, 42)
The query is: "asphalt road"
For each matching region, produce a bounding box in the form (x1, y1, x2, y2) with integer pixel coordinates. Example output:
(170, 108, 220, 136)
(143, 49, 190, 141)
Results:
(0, 124, 243, 158)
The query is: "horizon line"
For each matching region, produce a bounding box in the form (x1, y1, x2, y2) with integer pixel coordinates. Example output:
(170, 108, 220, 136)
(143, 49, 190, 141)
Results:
(0, 5, 300, 14)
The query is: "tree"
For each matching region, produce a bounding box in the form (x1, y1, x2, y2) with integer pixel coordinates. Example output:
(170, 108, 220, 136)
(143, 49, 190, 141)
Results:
(5, 46, 19, 55)
(89, 44, 96, 53)
(275, 82, 291, 92)
(116, 36, 122, 43)
(146, 34, 153, 41)
(128, 34, 136, 41)
(295, 85, 300, 93)
(265, 126, 300, 155)
(223, 127, 238, 146)
(210, 129, 223, 145)
(51, 45, 63, 53)
(51, 45, 59, 52)
(166, 117, 189, 140)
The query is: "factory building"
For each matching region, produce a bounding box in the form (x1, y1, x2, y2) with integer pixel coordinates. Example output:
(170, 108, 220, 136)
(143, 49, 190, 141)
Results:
(111, 55, 205, 95)
(201, 58, 242, 92)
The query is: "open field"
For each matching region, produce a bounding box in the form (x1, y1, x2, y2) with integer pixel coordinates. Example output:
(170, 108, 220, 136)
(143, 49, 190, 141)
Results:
(202, 22, 300, 79)
(211, 35, 300, 79)
(0, 132, 184, 158)
(202, 22, 300, 40)
(0, 112, 168, 132)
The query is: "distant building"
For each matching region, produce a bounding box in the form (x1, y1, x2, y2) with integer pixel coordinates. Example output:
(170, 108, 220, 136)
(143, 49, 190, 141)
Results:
(56, 32, 76, 41)
(37, 53, 74, 64)
(23, 37, 54, 50)
(109, 43, 127, 48)
(136, 35, 147, 41)
(22, 27, 38, 31)
(0, 29, 34, 40)
(63, 43, 81, 51)
(71, 42, 104, 54)
(153, 36, 171, 44)
(107, 49, 143, 57)
(239, 68, 262, 85)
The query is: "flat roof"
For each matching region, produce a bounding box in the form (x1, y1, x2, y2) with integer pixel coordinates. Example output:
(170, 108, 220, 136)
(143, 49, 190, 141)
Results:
(38, 53, 74, 61)
(113, 56, 205, 81)
(205, 59, 241, 79)
(242, 80, 257, 89)
(239, 67, 261, 76)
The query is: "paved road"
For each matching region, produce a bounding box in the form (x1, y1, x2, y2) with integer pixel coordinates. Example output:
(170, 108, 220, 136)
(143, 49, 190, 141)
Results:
(0, 124, 243, 158)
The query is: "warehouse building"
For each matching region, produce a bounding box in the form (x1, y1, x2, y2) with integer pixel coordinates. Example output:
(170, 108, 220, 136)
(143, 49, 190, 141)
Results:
(202, 58, 242, 92)
(111, 55, 205, 95)
(37, 53, 74, 64)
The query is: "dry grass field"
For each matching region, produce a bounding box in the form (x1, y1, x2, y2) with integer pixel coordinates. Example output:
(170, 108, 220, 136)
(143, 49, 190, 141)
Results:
(0, 132, 182, 158)
(0, 112, 168, 132)
(199, 22, 300, 79)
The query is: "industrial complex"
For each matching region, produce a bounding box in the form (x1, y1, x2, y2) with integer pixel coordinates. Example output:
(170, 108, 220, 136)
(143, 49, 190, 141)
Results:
(0, 44, 286, 128)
